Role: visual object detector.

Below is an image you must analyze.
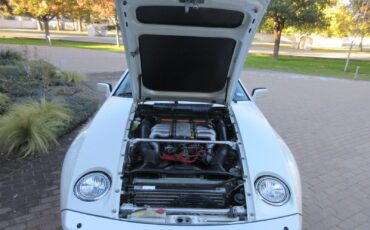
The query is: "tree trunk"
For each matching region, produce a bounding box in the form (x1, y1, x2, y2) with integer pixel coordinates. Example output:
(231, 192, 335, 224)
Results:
(61, 18, 65, 30)
(344, 40, 354, 72)
(297, 34, 307, 50)
(273, 29, 282, 60)
(78, 18, 83, 32)
(37, 20, 44, 31)
(43, 19, 52, 46)
(359, 35, 364, 52)
(73, 20, 77, 31)
(56, 16, 61, 31)
(114, 14, 121, 47)
(115, 25, 121, 47)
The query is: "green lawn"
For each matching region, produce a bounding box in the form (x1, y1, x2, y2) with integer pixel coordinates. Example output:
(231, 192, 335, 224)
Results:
(0, 28, 88, 35)
(0, 37, 124, 53)
(252, 42, 370, 53)
(245, 54, 370, 80)
(0, 28, 118, 36)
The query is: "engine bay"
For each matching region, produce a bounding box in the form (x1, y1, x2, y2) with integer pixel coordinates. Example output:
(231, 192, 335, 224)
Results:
(120, 104, 247, 224)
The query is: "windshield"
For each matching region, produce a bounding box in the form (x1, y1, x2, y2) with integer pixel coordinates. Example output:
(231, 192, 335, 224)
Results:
(114, 73, 249, 101)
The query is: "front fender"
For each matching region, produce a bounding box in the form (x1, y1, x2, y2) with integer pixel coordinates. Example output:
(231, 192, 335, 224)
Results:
(231, 101, 302, 220)
(60, 97, 134, 218)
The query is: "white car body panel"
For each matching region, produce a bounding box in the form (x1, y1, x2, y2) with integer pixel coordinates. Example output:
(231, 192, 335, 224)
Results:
(61, 97, 134, 218)
(117, 0, 270, 104)
(61, 90, 302, 220)
(231, 102, 302, 220)
(62, 210, 302, 230)
(61, 0, 302, 228)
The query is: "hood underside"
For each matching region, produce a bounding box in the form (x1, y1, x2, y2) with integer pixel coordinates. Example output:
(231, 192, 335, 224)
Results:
(116, 0, 270, 104)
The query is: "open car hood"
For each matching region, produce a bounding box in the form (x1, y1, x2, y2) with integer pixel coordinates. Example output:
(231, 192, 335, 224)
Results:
(117, 0, 270, 105)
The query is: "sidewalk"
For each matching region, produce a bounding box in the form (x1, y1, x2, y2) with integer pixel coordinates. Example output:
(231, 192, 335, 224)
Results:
(249, 46, 370, 61)
(0, 29, 119, 45)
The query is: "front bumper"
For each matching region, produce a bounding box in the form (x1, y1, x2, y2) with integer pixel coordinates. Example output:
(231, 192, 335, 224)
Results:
(62, 210, 302, 230)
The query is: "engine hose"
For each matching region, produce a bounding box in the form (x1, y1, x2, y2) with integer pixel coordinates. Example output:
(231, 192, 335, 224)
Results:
(140, 118, 152, 138)
(210, 120, 229, 172)
(139, 118, 158, 169)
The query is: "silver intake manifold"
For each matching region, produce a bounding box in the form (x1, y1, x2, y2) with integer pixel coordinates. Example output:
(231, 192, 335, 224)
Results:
(149, 121, 216, 153)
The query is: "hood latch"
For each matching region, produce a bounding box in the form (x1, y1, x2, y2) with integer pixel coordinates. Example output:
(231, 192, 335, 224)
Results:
(180, 0, 204, 13)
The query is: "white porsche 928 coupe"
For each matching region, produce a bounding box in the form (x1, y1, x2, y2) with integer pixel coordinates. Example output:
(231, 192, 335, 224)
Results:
(61, 0, 302, 229)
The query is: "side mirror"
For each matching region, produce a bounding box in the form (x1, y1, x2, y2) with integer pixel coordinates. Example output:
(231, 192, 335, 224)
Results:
(97, 83, 112, 99)
(252, 87, 268, 100)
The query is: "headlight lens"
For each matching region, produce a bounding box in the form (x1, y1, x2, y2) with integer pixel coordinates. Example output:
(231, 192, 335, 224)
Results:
(74, 172, 111, 201)
(255, 176, 290, 205)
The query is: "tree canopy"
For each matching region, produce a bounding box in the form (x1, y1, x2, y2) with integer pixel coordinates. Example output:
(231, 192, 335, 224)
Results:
(8, 0, 68, 44)
(323, 2, 354, 37)
(349, 0, 369, 50)
(3, 0, 367, 51)
(92, 0, 121, 47)
(5, 0, 121, 46)
(9, 0, 65, 20)
(63, 0, 94, 31)
(264, 0, 330, 59)
(0, 0, 12, 13)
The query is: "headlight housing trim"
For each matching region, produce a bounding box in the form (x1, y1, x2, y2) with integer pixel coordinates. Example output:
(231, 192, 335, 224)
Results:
(255, 176, 290, 206)
(74, 171, 111, 201)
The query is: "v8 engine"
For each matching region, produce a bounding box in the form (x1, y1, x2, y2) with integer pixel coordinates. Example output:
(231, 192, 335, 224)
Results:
(144, 118, 216, 166)
(120, 104, 247, 222)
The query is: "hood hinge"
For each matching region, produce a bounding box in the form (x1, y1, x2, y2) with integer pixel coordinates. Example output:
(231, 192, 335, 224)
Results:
(130, 49, 139, 58)
(224, 77, 230, 105)
(138, 74, 142, 100)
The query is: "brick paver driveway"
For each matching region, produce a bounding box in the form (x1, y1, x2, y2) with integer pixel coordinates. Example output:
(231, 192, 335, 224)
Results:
(1, 69, 370, 229)
(244, 71, 370, 230)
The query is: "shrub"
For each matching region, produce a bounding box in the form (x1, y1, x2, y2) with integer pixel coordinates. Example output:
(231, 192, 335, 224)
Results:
(64, 96, 99, 131)
(0, 64, 27, 81)
(0, 50, 24, 65)
(0, 60, 60, 97)
(27, 60, 58, 81)
(0, 99, 71, 157)
(62, 71, 86, 84)
(0, 93, 10, 114)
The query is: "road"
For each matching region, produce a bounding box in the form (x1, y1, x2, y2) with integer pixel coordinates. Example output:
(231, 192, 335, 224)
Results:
(0, 44, 126, 74)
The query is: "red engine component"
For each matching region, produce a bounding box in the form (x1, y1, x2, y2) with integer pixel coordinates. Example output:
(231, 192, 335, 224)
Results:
(160, 146, 206, 164)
